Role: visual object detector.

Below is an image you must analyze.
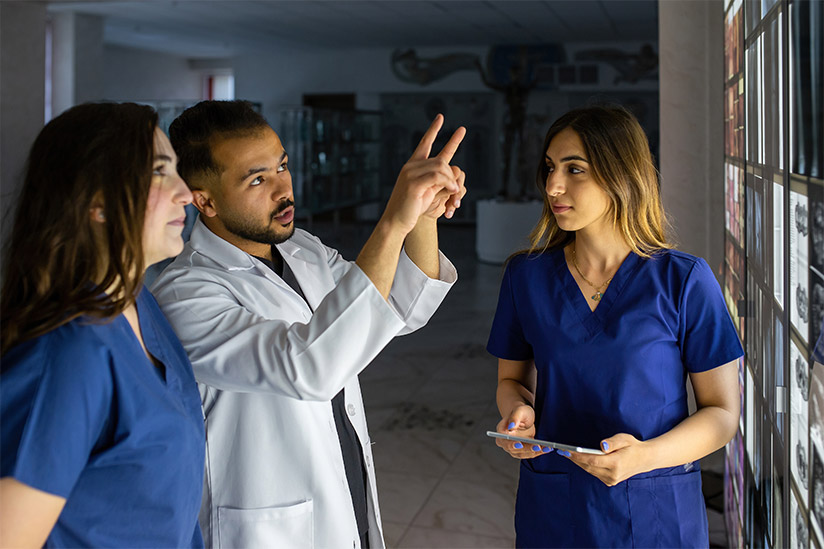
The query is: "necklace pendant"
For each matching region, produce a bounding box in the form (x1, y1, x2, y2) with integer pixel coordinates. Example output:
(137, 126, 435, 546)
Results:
(591, 292, 602, 301)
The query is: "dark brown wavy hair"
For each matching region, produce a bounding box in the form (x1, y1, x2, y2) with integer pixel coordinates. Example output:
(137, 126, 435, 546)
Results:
(1, 102, 158, 355)
(523, 104, 672, 258)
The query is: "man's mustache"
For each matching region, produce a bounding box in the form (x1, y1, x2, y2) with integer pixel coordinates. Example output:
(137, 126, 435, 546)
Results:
(271, 199, 295, 220)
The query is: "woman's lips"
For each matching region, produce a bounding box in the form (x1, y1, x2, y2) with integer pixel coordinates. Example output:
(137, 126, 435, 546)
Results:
(551, 204, 571, 214)
(168, 216, 186, 227)
(274, 207, 294, 225)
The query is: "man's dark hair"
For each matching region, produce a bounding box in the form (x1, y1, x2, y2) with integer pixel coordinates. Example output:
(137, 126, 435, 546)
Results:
(169, 100, 270, 189)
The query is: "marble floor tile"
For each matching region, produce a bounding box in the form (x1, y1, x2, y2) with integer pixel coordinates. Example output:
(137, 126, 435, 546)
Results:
(375, 470, 440, 525)
(360, 359, 433, 410)
(381, 521, 408, 547)
(371, 425, 471, 478)
(448, 429, 522, 485)
(398, 526, 514, 548)
(410, 476, 518, 539)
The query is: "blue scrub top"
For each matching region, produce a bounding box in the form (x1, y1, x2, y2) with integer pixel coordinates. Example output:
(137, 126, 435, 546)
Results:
(488, 248, 744, 548)
(1, 287, 206, 548)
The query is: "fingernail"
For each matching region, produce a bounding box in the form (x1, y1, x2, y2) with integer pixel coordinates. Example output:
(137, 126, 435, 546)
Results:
(542, 446, 552, 453)
(507, 422, 516, 430)
(455, 199, 461, 207)
(532, 445, 541, 451)
(514, 442, 523, 449)
(558, 450, 571, 457)
(601, 441, 609, 451)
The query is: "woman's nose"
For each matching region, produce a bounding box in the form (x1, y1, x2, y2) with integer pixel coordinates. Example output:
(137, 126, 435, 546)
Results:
(175, 175, 193, 205)
(545, 173, 564, 196)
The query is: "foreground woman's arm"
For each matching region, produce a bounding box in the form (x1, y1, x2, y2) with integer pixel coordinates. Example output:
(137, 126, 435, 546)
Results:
(566, 359, 740, 486)
(0, 477, 66, 548)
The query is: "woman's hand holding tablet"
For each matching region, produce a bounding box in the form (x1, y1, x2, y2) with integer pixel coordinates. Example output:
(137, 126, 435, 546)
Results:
(486, 431, 605, 455)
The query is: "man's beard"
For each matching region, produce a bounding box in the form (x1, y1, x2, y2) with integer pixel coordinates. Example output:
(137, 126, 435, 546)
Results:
(222, 200, 295, 246)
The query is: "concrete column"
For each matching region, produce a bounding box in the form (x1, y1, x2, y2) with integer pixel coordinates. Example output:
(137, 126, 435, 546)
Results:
(659, 0, 725, 273)
(51, 11, 76, 117)
(51, 11, 104, 117)
(1, 1, 46, 253)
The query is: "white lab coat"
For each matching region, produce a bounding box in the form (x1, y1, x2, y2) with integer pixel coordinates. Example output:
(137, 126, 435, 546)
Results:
(150, 219, 456, 549)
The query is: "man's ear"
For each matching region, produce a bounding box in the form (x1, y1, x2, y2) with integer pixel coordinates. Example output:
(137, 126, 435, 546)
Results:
(192, 189, 218, 218)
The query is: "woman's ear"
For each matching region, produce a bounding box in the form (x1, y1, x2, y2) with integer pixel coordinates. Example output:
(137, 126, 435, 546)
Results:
(89, 195, 106, 224)
(192, 190, 218, 218)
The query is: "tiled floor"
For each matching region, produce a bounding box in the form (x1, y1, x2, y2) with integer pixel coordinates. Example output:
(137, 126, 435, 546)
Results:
(314, 220, 728, 548)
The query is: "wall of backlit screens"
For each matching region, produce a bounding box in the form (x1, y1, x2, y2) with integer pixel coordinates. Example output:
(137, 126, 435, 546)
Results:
(723, 0, 824, 547)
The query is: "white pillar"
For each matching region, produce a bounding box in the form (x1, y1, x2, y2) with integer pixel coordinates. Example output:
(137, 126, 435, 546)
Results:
(1, 1, 46, 257)
(51, 11, 76, 117)
(659, 0, 725, 273)
(51, 11, 104, 117)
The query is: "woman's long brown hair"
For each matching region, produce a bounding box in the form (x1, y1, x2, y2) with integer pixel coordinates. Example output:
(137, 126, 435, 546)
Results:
(1, 102, 157, 356)
(522, 105, 673, 258)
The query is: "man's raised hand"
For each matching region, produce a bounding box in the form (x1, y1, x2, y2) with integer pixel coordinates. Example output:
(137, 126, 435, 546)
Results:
(381, 114, 467, 233)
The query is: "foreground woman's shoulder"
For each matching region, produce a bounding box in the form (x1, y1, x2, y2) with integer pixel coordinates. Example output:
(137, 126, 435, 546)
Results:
(3, 318, 116, 379)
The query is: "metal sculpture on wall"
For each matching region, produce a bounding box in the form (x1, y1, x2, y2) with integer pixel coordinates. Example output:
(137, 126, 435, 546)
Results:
(390, 49, 479, 86)
(574, 44, 658, 85)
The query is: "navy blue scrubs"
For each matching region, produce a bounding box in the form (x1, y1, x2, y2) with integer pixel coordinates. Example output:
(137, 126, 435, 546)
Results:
(1, 287, 206, 548)
(487, 248, 743, 548)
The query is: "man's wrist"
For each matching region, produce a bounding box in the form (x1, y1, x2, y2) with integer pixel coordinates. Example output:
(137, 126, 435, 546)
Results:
(374, 215, 412, 240)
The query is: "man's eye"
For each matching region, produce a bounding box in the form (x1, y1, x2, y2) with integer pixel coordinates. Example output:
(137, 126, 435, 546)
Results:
(277, 162, 288, 173)
(250, 176, 263, 186)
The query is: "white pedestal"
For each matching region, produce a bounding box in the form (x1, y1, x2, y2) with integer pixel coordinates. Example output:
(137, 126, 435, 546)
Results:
(475, 199, 544, 264)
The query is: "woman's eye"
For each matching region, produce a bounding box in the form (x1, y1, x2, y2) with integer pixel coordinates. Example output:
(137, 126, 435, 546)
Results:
(277, 162, 288, 174)
(569, 166, 584, 174)
(545, 164, 554, 173)
(250, 176, 263, 186)
(153, 165, 165, 176)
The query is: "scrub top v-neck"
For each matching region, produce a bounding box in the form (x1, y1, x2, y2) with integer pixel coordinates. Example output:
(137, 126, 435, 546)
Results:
(487, 247, 743, 548)
(1, 286, 206, 548)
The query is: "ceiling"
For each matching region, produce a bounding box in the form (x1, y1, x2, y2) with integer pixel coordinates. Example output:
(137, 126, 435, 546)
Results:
(48, 0, 659, 59)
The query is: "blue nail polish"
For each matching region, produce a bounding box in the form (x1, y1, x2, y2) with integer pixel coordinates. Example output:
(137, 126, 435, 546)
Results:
(542, 446, 552, 453)
(507, 422, 516, 430)
(532, 445, 541, 451)
(601, 441, 609, 451)
(558, 450, 571, 457)
(514, 442, 523, 449)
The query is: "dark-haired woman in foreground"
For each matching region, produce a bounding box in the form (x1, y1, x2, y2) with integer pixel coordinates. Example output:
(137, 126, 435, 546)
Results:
(0, 103, 204, 547)
(488, 105, 743, 547)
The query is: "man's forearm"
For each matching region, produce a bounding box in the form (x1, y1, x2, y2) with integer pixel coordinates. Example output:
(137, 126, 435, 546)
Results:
(403, 216, 440, 279)
(355, 218, 408, 299)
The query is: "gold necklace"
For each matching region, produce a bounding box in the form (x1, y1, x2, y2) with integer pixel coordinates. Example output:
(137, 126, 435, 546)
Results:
(571, 244, 613, 301)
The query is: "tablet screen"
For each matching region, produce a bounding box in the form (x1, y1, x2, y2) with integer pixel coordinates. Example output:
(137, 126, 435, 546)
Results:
(486, 431, 605, 455)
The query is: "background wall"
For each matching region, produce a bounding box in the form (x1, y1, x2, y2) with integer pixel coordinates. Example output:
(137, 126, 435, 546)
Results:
(1, 0, 46, 266)
(103, 45, 202, 102)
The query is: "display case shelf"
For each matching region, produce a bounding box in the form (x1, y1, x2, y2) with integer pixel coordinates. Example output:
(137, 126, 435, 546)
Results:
(279, 107, 382, 221)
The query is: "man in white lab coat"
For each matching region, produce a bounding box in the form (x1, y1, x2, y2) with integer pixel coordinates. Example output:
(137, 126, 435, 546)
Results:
(151, 100, 466, 549)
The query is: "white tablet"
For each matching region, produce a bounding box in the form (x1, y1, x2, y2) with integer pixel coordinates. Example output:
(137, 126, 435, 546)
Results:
(486, 431, 605, 455)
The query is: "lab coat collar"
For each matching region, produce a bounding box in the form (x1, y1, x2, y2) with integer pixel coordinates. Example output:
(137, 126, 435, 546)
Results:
(189, 217, 313, 272)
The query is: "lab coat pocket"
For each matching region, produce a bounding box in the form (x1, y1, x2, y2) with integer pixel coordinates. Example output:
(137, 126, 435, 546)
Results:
(515, 464, 572, 548)
(217, 500, 314, 549)
(626, 469, 708, 548)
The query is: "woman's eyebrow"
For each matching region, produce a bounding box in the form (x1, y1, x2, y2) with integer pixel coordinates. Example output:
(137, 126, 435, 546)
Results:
(545, 154, 590, 163)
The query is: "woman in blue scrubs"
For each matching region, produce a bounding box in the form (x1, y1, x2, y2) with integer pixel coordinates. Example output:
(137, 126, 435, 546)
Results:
(488, 105, 744, 548)
(0, 103, 204, 547)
